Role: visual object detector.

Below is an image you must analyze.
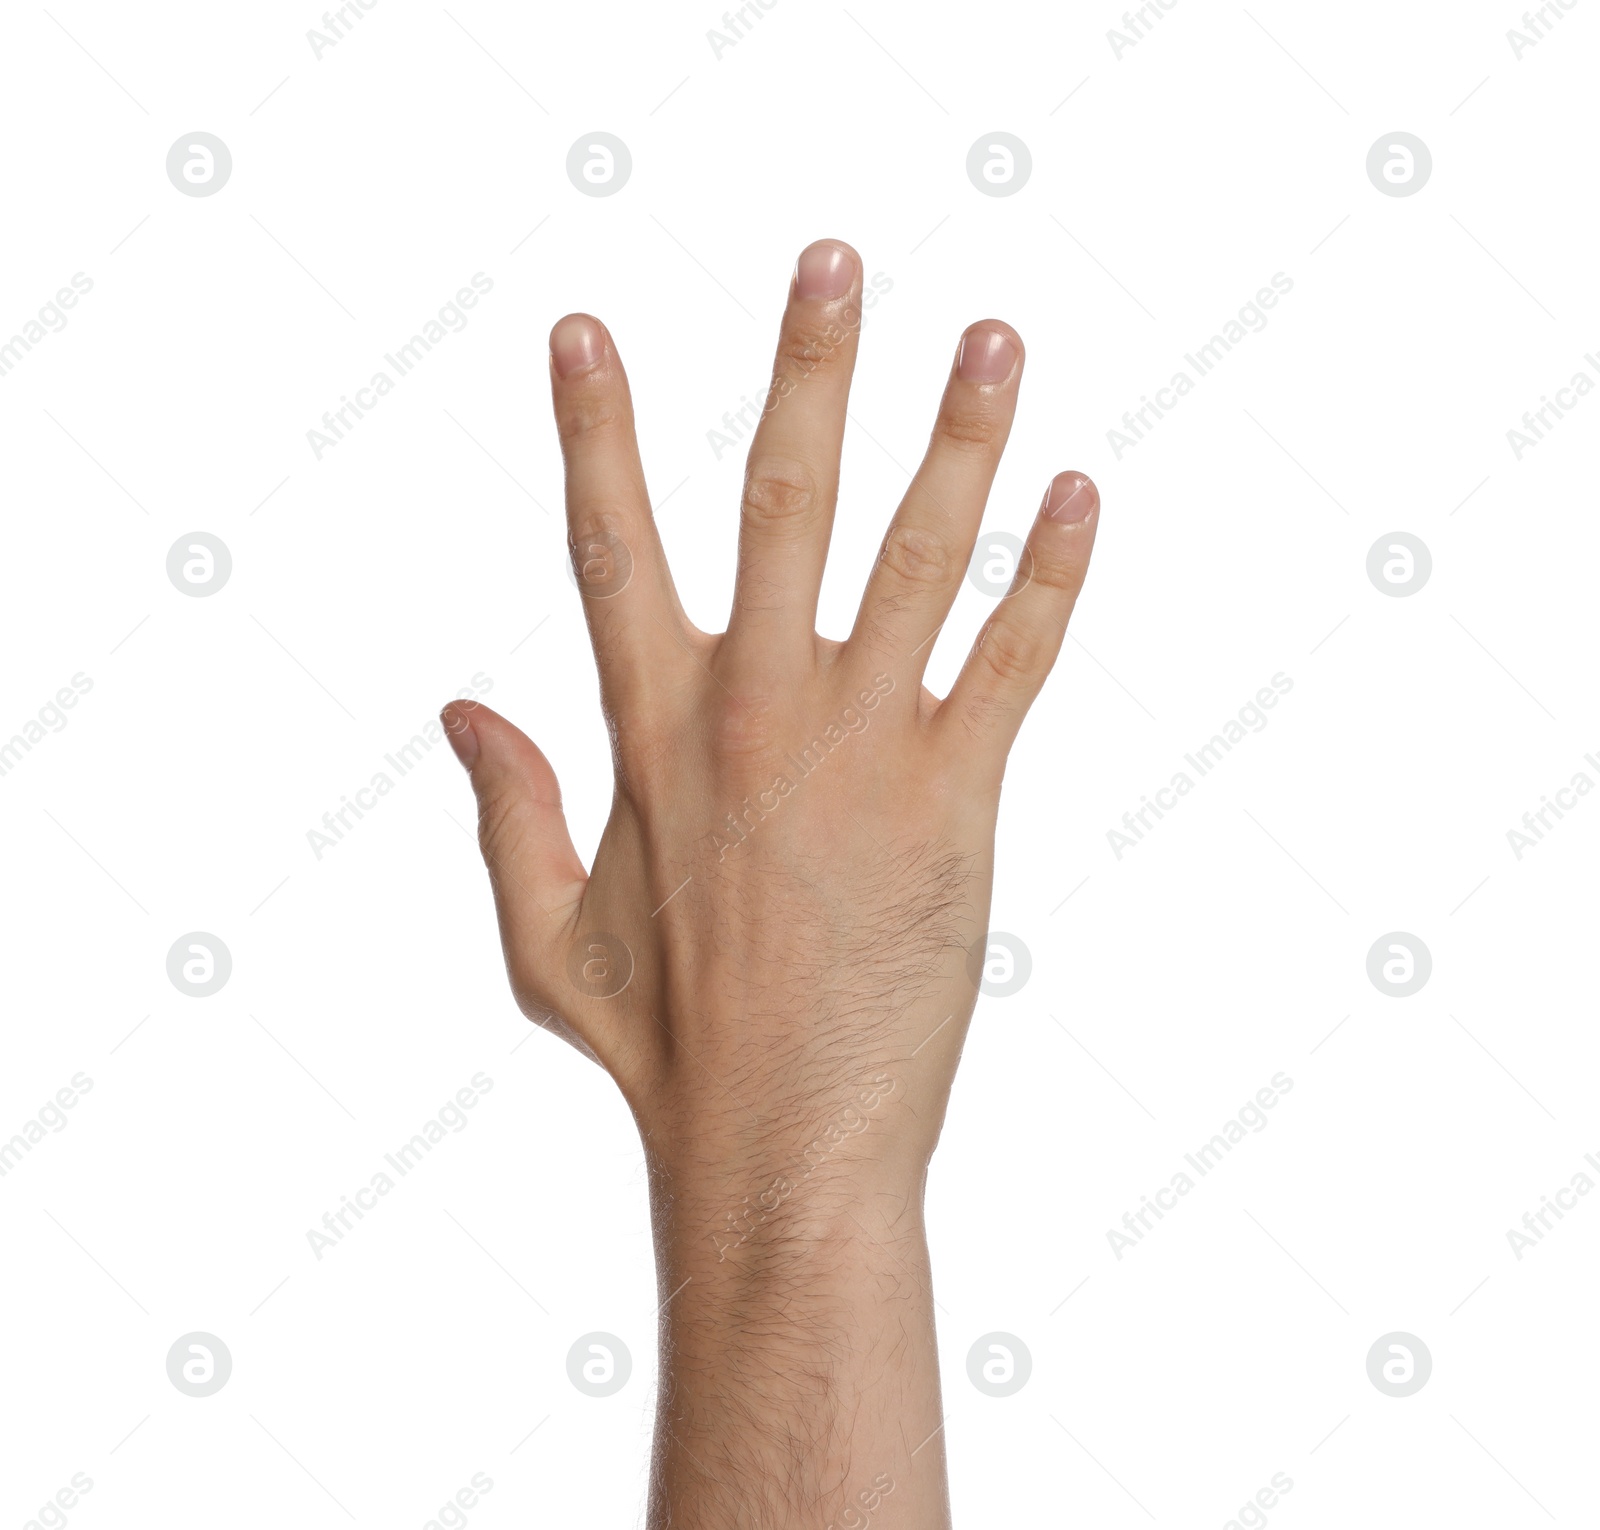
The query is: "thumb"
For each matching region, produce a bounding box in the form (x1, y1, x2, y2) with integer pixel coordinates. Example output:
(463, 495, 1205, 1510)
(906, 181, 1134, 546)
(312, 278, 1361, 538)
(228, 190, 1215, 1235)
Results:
(443, 699, 587, 989)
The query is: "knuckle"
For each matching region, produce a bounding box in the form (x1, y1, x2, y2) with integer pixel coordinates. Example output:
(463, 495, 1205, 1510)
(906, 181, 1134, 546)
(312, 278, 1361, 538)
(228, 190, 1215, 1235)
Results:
(933, 402, 1005, 456)
(568, 507, 627, 547)
(877, 522, 956, 590)
(555, 392, 627, 446)
(973, 620, 1041, 688)
(1025, 548, 1086, 597)
(742, 457, 821, 529)
(774, 317, 851, 384)
(708, 689, 780, 763)
(475, 788, 532, 869)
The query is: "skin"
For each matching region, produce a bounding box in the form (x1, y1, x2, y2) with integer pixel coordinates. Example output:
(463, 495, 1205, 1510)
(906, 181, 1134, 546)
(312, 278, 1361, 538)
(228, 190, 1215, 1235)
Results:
(443, 238, 1101, 1528)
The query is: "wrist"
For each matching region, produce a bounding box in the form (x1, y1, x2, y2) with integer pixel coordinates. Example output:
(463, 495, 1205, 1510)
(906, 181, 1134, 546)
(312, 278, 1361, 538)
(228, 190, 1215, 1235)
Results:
(638, 1083, 927, 1275)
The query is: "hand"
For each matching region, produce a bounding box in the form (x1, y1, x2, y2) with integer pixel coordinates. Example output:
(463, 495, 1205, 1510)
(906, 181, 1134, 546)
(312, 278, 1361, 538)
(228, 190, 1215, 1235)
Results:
(444, 239, 1101, 1528)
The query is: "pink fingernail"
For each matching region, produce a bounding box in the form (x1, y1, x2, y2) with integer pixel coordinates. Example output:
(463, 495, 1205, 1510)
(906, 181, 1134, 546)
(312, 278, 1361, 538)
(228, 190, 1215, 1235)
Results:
(1041, 471, 1098, 524)
(957, 327, 1018, 384)
(550, 314, 604, 379)
(795, 242, 856, 301)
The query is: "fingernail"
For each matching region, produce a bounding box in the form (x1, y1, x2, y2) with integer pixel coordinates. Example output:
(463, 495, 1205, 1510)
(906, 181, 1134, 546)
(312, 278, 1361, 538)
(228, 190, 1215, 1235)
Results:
(1041, 471, 1098, 525)
(795, 242, 856, 301)
(957, 327, 1018, 384)
(442, 703, 479, 770)
(550, 315, 604, 379)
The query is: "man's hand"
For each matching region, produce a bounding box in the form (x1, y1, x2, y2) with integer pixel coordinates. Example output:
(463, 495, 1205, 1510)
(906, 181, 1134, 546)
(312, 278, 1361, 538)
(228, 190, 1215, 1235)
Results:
(444, 239, 1100, 1528)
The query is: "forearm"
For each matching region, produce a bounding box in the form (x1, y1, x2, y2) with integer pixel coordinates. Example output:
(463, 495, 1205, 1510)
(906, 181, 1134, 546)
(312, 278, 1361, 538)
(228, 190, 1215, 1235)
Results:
(645, 1162, 949, 1530)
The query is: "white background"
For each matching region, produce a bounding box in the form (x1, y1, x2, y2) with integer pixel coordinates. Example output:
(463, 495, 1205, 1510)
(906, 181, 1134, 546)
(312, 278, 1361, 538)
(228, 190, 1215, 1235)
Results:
(2, 1, 1597, 1525)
